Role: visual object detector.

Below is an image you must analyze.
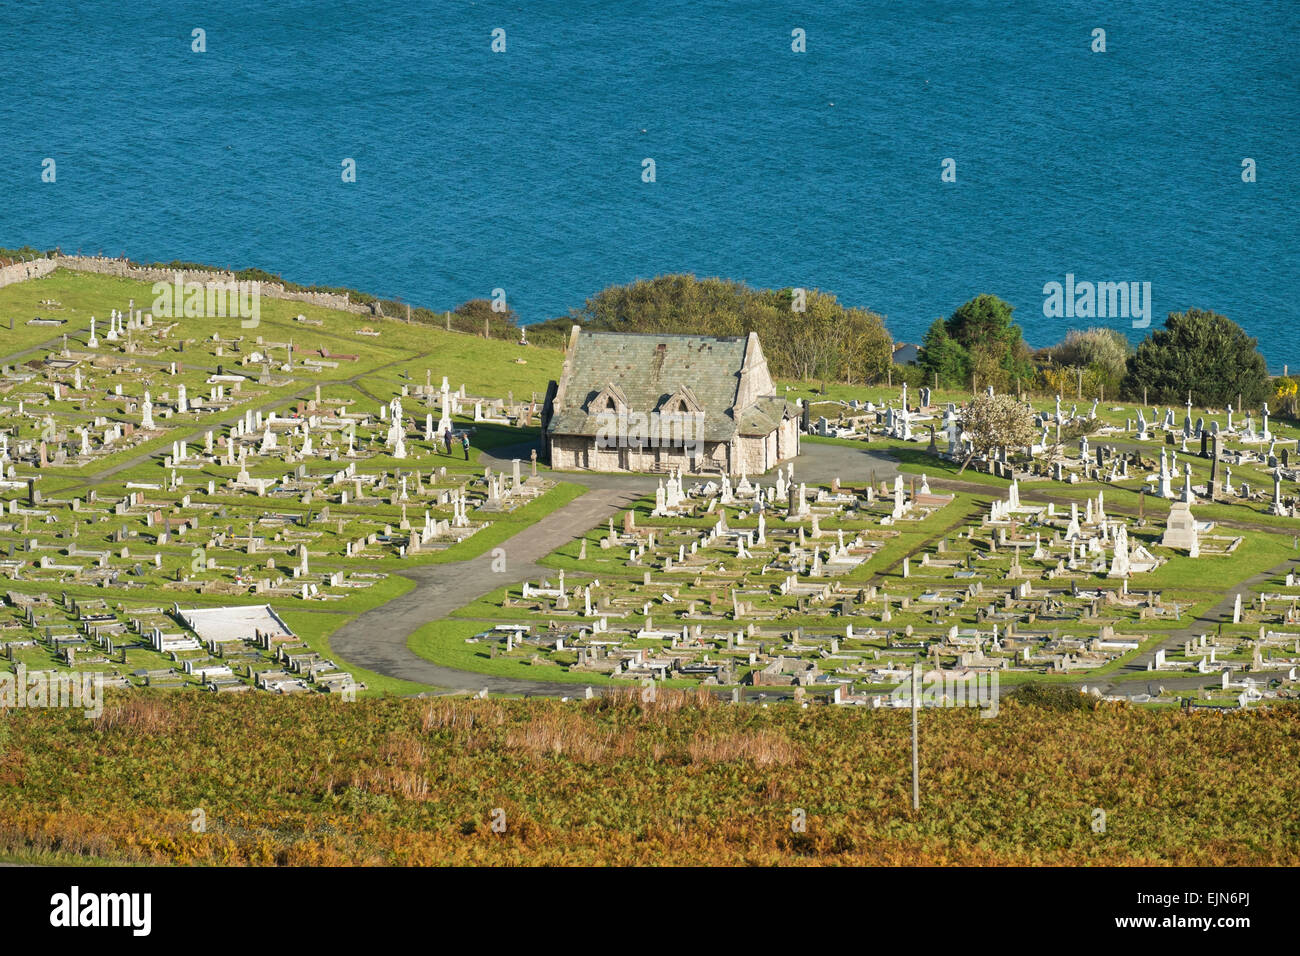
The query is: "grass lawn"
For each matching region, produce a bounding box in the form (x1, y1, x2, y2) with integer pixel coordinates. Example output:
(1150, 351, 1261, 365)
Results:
(407, 618, 695, 688)
(276, 607, 434, 697)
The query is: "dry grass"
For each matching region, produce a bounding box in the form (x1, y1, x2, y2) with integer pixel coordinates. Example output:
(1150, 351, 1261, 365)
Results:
(586, 685, 714, 716)
(351, 732, 433, 801)
(1, 692, 1296, 866)
(419, 699, 473, 732)
(504, 710, 611, 762)
(92, 695, 170, 735)
(688, 729, 798, 766)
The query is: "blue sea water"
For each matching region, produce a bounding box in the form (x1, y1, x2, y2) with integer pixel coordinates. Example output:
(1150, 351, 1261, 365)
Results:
(2, 1, 1296, 368)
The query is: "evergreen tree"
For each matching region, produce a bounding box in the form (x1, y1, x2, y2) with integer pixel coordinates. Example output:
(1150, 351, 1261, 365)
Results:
(1122, 309, 1269, 408)
(918, 318, 969, 386)
(937, 294, 1034, 392)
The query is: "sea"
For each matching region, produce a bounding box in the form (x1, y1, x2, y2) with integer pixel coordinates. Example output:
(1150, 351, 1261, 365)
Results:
(2, 1, 1296, 369)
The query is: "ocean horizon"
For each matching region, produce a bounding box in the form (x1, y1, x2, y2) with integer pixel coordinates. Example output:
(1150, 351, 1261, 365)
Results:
(2, 0, 1296, 368)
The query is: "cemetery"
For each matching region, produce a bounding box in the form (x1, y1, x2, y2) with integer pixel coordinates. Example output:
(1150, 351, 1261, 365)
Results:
(0, 268, 573, 698)
(4, 4, 1297, 873)
(421, 382, 1300, 711)
(1, 264, 1298, 869)
(444, 464, 1300, 709)
(2, 266, 1300, 713)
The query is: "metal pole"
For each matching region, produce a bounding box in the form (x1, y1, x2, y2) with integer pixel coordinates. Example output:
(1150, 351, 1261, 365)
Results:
(911, 662, 920, 810)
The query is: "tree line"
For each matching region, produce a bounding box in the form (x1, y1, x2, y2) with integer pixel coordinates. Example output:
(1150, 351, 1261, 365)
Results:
(16, 247, 1277, 410)
(915, 296, 1277, 413)
(528, 274, 895, 384)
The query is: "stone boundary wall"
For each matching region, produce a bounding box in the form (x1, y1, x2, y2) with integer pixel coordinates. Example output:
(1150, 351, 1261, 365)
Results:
(2, 252, 562, 348)
(0, 254, 370, 314)
(0, 257, 60, 289)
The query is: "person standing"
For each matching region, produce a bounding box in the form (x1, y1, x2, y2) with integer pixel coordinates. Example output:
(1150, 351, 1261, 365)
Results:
(461, 433, 470, 461)
(443, 427, 453, 456)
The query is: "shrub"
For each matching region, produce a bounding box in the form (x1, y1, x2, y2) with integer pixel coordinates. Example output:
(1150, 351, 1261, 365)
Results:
(529, 275, 894, 384)
(1122, 308, 1269, 408)
(1012, 682, 1097, 712)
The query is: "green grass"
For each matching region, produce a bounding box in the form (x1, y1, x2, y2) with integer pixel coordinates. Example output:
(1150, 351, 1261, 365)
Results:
(4, 264, 1299, 703)
(409, 618, 667, 687)
(276, 606, 434, 697)
(0, 268, 603, 695)
(422, 481, 587, 565)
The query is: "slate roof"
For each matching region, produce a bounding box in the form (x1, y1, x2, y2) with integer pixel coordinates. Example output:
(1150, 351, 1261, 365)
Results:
(547, 330, 790, 443)
(736, 395, 794, 436)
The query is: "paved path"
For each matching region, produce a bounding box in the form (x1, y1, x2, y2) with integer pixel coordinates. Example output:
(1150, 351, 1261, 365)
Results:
(335, 439, 1299, 699)
(333, 439, 903, 695)
(331, 485, 643, 695)
(1076, 559, 1299, 697)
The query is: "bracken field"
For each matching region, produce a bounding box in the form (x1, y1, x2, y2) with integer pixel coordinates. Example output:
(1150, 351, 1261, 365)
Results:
(1, 689, 1297, 866)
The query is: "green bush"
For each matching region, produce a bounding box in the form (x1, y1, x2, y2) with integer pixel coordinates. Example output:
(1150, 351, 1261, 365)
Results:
(529, 274, 894, 384)
(920, 295, 1035, 393)
(1122, 308, 1269, 408)
(1012, 682, 1098, 712)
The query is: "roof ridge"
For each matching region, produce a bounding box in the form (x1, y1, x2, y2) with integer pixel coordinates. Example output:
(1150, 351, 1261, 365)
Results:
(579, 329, 747, 343)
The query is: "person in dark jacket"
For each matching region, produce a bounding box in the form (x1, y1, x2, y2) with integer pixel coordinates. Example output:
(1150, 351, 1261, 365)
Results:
(443, 428, 453, 456)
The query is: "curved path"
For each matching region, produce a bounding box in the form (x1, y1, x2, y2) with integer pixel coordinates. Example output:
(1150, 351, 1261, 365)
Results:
(332, 438, 1296, 700)
(331, 440, 900, 696)
(331, 483, 643, 695)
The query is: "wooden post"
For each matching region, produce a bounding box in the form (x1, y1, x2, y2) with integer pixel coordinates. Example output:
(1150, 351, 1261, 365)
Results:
(911, 662, 920, 810)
